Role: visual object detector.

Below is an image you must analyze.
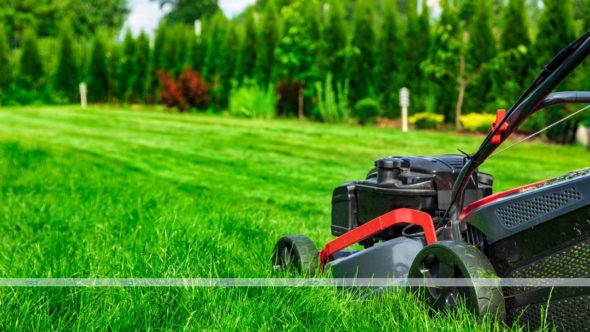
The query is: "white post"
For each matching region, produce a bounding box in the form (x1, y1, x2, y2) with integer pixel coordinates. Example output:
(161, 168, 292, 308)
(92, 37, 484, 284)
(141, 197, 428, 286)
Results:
(194, 19, 202, 37)
(400, 87, 410, 132)
(79, 82, 87, 109)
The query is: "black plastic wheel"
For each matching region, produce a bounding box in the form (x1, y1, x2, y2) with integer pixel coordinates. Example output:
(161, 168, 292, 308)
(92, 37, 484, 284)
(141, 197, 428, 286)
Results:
(272, 235, 319, 276)
(408, 241, 506, 321)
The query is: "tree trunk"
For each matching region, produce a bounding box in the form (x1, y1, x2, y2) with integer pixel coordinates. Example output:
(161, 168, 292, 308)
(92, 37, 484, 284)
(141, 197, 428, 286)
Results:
(455, 31, 468, 130)
(298, 85, 304, 119)
(456, 57, 465, 130)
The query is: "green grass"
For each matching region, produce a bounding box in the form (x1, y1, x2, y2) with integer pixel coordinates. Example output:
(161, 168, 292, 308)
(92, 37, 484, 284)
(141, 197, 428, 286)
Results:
(1, 105, 585, 330)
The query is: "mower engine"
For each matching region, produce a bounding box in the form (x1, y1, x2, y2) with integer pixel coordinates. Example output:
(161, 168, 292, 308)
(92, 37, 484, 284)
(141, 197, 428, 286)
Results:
(328, 155, 492, 278)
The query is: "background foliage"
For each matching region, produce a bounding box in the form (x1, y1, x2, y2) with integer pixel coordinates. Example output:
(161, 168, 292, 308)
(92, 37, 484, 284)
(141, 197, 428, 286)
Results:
(1, 0, 590, 142)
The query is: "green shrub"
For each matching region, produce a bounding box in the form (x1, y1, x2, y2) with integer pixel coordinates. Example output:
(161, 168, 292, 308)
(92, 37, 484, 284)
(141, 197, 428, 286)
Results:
(409, 112, 444, 129)
(354, 98, 381, 125)
(229, 84, 276, 119)
(459, 113, 496, 133)
(314, 74, 350, 122)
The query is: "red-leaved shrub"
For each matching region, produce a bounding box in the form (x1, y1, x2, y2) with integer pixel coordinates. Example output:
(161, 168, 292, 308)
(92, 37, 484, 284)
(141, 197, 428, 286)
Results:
(157, 70, 186, 109)
(157, 69, 209, 111)
(179, 69, 209, 110)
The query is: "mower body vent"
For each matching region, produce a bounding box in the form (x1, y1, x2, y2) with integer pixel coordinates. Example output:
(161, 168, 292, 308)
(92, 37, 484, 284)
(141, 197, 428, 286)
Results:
(509, 294, 590, 331)
(496, 187, 581, 228)
(511, 238, 590, 279)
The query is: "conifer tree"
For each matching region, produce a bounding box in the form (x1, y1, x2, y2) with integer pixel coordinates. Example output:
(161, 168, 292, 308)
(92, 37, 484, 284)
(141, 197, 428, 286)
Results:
(133, 31, 150, 102)
(424, 0, 461, 123)
(375, 0, 402, 117)
(203, 12, 228, 82)
(115, 29, 136, 101)
(488, 0, 532, 111)
(308, 1, 321, 44)
(501, 0, 531, 51)
(19, 28, 44, 88)
(534, 0, 576, 66)
(534, 0, 577, 143)
(575, 0, 590, 31)
(161, 25, 179, 72)
(323, 0, 347, 84)
(216, 21, 240, 107)
(348, 0, 376, 104)
(501, 0, 531, 77)
(173, 26, 189, 75)
(148, 23, 168, 101)
(185, 29, 199, 70)
(465, 0, 496, 112)
(221, 22, 240, 94)
(87, 36, 109, 102)
(254, 0, 279, 86)
(153, 23, 168, 71)
(238, 12, 258, 81)
(0, 24, 10, 92)
(405, 0, 430, 111)
(54, 20, 79, 102)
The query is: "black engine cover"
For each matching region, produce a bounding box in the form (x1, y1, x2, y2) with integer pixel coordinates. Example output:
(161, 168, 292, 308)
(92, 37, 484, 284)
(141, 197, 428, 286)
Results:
(331, 155, 493, 236)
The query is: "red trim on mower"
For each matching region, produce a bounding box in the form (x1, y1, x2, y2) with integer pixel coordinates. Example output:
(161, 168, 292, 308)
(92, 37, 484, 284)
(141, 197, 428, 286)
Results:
(458, 179, 549, 220)
(491, 109, 509, 145)
(319, 208, 437, 272)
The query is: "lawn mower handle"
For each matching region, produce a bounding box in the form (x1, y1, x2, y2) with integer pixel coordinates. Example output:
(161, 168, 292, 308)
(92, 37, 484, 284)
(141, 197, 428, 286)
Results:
(537, 91, 590, 109)
(446, 31, 590, 240)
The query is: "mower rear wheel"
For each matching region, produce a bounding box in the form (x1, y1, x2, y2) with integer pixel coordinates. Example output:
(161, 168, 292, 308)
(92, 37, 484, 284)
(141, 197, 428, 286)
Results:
(408, 241, 506, 321)
(272, 235, 319, 276)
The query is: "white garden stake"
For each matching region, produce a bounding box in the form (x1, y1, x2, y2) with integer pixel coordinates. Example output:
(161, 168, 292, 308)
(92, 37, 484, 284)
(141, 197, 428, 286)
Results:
(400, 87, 410, 132)
(194, 20, 202, 37)
(79, 82, 87, 109)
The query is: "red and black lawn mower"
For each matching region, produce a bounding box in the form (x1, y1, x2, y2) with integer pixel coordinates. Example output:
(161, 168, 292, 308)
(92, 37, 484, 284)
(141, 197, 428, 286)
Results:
(273, 31, 590, 329)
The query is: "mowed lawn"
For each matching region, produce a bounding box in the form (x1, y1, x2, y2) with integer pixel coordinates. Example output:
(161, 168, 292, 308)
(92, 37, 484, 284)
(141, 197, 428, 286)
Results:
(0, 105, 587, 330)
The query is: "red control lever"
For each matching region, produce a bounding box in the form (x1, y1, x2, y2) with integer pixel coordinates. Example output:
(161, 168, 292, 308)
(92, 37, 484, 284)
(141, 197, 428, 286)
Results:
(491, 109, 508, 145)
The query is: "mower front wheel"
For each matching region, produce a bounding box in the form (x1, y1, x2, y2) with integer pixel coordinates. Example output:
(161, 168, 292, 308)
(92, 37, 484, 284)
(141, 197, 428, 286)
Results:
(408, 241, 506, 321)
(272, 235, 319, 276)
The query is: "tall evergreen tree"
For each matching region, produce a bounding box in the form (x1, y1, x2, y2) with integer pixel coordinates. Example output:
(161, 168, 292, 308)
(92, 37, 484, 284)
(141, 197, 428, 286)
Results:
(133, 31, 150, 102)
(0, 24, 10, 93)
(501, 0, 531, 51)
(574, 0, 590, 31)
(219, 21, 240, 105)
(87, 36, 109, 103)
(149, 23, 168, 101)
(308, 1, 321, 44)
(424, 0, 461, 123)
(238, 12, 258, 81)
(185, 28, 199, 70)
(161, 25, 179, 72)
(491, 0, 532, 109)
(534, 0, 576, 66)
(54, 20, 79, 102)
(348, 0, 376, 104)
(153, 23, 168, 71)
(404, 0, 430, 111)
(465, 0, 496, 113)
(115, 29, 136, 102)
(19, 28, 44, 88)
(254, 0, 279, 86)
(534, 0, 577, 143)
(221, 21, 240, 87)
(203, 12, 228, 82)
(173, 26, 189, 75)
(323, 0, 347, 84)
(375, 0, 402, 117)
